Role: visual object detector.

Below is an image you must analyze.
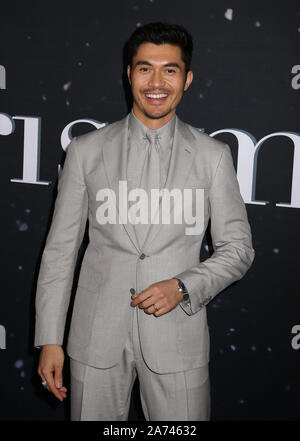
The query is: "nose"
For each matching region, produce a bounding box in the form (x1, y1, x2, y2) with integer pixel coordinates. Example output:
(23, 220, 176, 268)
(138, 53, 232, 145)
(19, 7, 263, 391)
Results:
(148, 69, 165, 89)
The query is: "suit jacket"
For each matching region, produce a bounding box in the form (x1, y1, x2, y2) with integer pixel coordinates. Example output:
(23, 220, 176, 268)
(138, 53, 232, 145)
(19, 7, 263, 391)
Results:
(34, 112, 255, 374)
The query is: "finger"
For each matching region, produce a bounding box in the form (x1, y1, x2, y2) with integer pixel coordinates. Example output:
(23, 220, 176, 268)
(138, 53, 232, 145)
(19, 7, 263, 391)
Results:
(58, 387, 67, 397)
(38, 373, 51, 391)
(60, 389, 67, 398)
(131, 288, 153, 305)
(141, 298, 159, 311)
(37, 367, 47, 383)
(131, 292, 145, 306)
(43, 370, 64, 402)
(39, 366, 65, 400)
(59, 389, 67, 399)
(153, 306, 168, 316)
(143, 304, 156, 314)
(143, 302, 160, 314)
(39, 373, 47, 383)
(54, 365, 63, 389)
(132, 292, 155, 307)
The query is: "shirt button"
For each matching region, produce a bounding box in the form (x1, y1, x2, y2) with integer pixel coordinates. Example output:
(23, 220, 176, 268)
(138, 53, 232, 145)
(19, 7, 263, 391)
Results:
(130, 288, 136, 294)
(139, 253, 146, 259)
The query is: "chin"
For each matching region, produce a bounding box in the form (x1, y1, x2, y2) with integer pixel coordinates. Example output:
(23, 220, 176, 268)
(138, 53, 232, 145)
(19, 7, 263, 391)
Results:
(144, 108, 172, 120)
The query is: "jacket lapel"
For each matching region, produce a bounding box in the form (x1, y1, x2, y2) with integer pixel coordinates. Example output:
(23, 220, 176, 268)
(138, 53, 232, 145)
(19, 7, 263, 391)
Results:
(102, 113, 197, 254)
(102, 114, 141, 253)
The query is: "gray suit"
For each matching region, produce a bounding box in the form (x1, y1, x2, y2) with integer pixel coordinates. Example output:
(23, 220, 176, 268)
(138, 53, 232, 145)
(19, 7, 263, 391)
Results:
(34, 112, 254, 417)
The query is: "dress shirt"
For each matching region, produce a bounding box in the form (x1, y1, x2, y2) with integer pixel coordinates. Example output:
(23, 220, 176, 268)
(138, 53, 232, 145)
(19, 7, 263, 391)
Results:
(127, 109, 192, 313)
(127, 108, 175, 191)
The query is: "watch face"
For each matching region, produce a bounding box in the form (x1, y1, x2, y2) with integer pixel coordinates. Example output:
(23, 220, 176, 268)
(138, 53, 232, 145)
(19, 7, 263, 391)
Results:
(177, 279, 184, 289)
(175, 278, 187, 294)
(179, 281, 187, 293)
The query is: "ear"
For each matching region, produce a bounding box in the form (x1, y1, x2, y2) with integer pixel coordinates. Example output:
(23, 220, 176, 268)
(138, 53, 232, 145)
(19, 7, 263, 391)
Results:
(183, 70, 193, 92)
(127, 65, 131, 85)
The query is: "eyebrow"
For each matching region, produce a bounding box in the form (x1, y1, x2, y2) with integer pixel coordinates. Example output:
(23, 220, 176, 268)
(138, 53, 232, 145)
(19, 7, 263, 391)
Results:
(135, 61, 182, 70)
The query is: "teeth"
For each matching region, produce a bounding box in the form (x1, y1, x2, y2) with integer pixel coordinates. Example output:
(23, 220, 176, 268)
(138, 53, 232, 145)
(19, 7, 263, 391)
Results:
(146, 94, 168, 98)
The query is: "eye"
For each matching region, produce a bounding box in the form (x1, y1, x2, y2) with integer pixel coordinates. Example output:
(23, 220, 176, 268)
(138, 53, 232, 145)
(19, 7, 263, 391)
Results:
(139, 67, 149, 72)
(166, 69, 176, 74)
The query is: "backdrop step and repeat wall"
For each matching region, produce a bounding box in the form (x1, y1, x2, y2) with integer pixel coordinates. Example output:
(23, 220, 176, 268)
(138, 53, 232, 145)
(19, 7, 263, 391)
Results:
(0, 0, 299, 421)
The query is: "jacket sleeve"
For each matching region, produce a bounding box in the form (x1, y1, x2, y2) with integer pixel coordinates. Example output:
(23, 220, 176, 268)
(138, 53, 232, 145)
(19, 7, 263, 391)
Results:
(175, 144, 255, 316)
(34, 137, 88, 348)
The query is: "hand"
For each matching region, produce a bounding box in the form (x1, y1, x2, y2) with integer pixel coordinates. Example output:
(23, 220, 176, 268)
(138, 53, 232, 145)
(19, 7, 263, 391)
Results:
(131, 278, 183, 316)
(37, 344, 67, 402)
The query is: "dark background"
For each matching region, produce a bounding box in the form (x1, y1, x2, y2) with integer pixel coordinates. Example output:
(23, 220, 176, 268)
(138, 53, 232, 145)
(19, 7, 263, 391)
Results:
(0, 0, 299, 420)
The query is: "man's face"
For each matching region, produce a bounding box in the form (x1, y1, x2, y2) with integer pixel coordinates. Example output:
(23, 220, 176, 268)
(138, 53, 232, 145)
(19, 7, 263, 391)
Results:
(127, 42, 193, 128)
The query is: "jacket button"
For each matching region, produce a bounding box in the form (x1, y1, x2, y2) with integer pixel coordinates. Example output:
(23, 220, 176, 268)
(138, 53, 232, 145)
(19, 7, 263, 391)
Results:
(130, 288, 136, 294)
(139, 253, 146, 259)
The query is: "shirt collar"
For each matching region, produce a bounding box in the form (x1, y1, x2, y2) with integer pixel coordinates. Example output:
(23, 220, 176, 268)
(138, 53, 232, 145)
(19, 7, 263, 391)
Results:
(128, 108, 176, 149)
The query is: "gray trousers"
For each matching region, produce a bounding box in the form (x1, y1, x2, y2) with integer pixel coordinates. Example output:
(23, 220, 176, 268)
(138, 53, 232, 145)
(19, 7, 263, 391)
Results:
(70, 306, 211, 421)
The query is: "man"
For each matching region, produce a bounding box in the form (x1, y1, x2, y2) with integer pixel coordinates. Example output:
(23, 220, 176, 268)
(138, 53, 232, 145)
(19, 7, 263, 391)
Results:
(35, 22, 255, 421)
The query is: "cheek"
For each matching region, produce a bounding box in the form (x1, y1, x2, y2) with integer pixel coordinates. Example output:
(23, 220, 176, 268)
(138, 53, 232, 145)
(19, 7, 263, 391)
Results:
(171, 87, 183, 102)
(176, 85, 185, 99)
(169, 80, 184, 95)
(131, 75, 143, 91)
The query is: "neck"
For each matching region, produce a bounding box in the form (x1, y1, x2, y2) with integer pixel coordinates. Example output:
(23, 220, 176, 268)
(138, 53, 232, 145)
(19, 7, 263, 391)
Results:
(132, 106, 175, 130)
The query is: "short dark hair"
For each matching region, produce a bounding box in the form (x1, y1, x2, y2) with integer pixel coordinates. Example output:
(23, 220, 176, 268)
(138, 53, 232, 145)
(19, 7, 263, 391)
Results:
(125, 22, 193, 76)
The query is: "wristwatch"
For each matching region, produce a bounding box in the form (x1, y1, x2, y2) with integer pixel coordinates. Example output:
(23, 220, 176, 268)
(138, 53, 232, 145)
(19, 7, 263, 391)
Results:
(173, 278, 190, 302)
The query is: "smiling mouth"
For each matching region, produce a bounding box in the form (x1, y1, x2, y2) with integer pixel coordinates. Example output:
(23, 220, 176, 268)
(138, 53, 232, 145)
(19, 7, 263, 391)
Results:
(144, 93, 169, 103)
